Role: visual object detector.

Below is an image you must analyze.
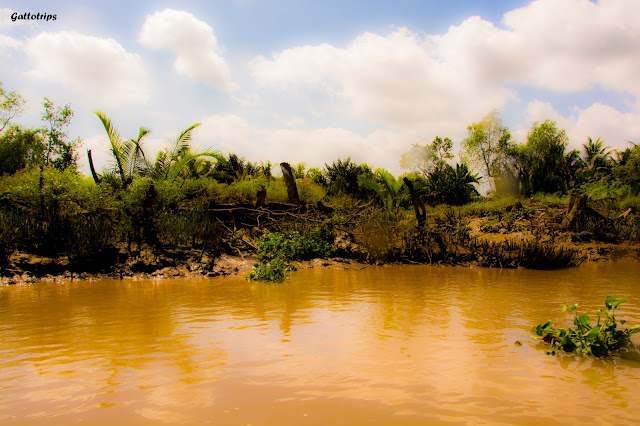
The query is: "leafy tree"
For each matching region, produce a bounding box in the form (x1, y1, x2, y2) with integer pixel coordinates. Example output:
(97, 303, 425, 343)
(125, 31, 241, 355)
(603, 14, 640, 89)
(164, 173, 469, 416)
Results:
(0, 81, 25, 132)
(461, 110, 512, 190)
(305, 167, 326, 185)
(42, 98, 82, 171)
(400, 136, 453, 176)
(400, 136, 480, 205)
(508, 120, 569, 196)
(562, 149, 586, 190)
(426, 163, 481, 206)
(0, 126, 45, 175)
(324, 157, 374, 199)
(211, 153, 268, 182)
(613, 143, 640, 194)
(292, 162, 306, 179)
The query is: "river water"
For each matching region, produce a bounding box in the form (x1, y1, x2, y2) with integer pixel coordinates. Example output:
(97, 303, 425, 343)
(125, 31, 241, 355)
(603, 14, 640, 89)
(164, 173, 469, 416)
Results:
(1, 261, 640, 424)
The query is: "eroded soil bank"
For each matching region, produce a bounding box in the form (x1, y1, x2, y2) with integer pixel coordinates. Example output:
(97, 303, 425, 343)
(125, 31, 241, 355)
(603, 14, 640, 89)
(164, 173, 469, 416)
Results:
(2, 196, 639, 284)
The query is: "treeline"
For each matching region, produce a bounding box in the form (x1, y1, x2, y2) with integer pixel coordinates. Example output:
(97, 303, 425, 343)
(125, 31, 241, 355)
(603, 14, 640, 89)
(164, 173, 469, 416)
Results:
(1, 82, 639, 275)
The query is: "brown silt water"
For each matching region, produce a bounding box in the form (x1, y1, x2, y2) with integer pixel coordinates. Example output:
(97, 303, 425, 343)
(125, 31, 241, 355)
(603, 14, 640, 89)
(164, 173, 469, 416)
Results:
(1, 261, 640, 424)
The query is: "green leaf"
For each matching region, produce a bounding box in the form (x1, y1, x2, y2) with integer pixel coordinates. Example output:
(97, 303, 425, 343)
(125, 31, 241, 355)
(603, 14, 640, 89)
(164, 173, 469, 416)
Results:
(585, 326, 600, 339)
(535, 320, 553, 336)
(590, 343, 608, 357)
(561, 335, 577, 352)
(563, 302, 578, 312)
(575, 314, 591, 327)
(605, 296, 627, 309)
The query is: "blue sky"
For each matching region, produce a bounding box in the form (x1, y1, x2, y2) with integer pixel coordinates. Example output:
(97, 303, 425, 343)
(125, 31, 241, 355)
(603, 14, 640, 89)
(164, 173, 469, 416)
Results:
(1, 0, 639, 177)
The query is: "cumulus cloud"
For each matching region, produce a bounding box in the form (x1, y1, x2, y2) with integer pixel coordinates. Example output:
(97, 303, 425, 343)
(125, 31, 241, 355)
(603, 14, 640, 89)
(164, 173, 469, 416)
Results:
(503, 0, 640, 99)
(250, 0, 640, 138)
(0, 34, 22, 49)
(139, 9, 234, 91)
(251, 27, 515, 135)
(194, 114, 414, 174)
(24, 31, 150, 105)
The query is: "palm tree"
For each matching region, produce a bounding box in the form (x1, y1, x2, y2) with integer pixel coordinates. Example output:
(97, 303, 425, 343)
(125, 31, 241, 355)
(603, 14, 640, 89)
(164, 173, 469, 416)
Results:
(93, 111, 150, 189)
(141, 123, 223, 183)
(93, 112, 221, 187)
(449, 163, 481, 205)
(358, 168, 404, 210)
(582, 137, 612, 173)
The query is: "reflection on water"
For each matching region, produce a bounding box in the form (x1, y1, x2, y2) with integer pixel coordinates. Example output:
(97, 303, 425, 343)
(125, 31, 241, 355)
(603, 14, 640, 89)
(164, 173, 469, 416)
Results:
(1, 261, 640, 424)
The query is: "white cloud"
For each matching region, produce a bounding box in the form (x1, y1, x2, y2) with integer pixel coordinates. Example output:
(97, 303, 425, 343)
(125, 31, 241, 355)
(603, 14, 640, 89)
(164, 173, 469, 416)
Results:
(0, 8, 29, 29)
(250, 0, 640, 137)
(503, 0, 640, 98)
(194, 114, 414, 174)
(138, 9, 235, 91)
(24, 31, 150, 105)
(0, 33, 22, 49)
(250, 27, 515, 134)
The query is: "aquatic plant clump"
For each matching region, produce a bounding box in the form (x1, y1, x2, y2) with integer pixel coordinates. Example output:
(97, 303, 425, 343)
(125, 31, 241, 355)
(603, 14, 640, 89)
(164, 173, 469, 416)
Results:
(533, 297, 640, 357)
(248, 230, 332, 282)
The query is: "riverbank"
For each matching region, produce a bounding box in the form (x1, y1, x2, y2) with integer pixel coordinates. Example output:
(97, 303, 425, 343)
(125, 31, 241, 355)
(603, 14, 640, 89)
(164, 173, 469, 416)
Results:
(2, 236, 639, 285)
(1, 195, 639, 284)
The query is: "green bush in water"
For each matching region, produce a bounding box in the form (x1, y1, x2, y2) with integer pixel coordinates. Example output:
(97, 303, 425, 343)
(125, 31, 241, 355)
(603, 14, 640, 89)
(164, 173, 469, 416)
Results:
(534, 296, 640, 357)
(248, 230, 332, 282)
(248, 257, 291, 282)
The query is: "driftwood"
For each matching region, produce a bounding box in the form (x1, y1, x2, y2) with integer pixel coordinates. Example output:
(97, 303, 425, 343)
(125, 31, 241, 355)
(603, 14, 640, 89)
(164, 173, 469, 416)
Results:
(280, 162, 301, 205)
(619, 206, 636, 219)
(403, 177, 426, 227)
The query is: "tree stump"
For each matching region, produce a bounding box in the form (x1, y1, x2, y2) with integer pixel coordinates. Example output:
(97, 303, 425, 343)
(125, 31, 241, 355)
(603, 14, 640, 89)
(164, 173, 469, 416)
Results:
(280, 162, 301, 205)
(562, 194, 587, 229)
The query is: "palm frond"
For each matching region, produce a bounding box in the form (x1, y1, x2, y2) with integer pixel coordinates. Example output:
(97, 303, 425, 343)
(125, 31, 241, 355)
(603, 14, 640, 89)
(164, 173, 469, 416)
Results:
(168, 123, 201, 160)
(95, 111, 127, 182)
(166, 149, 221, 183)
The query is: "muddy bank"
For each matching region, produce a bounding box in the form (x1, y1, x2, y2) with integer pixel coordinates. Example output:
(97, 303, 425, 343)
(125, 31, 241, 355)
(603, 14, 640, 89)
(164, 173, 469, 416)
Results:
(0, 247, 373, 285)
(2, 237, 638, 285)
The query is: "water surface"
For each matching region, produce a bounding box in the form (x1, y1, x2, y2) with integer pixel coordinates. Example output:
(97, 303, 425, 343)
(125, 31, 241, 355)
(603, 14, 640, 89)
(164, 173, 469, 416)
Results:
(1, 262, 640, 424)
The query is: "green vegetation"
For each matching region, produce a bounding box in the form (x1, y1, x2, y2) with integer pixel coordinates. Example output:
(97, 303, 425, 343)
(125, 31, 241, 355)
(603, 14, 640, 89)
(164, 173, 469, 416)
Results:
(1, 80, 639, 281)
(534, 297, 640, 357)
(249, 230, 333, 282)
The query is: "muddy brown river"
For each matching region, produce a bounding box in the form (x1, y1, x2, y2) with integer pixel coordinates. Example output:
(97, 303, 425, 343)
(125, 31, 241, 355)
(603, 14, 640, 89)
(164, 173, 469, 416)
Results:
(1, 261, 640, 424)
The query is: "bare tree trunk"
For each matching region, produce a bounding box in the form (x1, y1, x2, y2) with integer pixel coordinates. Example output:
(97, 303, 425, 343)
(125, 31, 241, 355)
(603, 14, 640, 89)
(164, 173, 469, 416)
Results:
(256, 185, 267, 207)
(403, 177, 426, 227)
(87, 149, 101, 184)
(280, 162, 301, 205)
